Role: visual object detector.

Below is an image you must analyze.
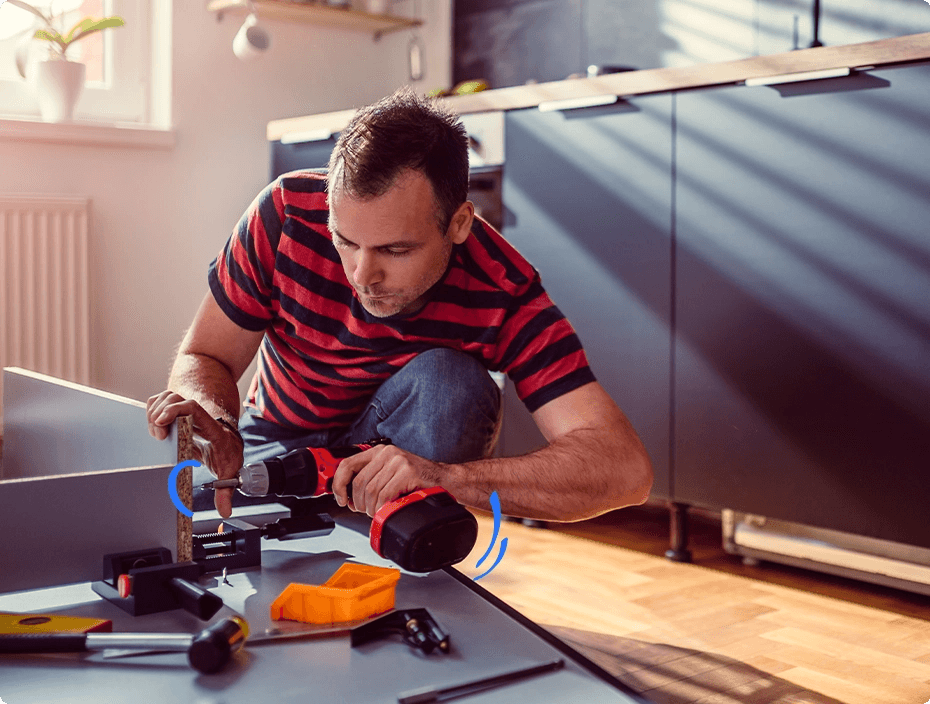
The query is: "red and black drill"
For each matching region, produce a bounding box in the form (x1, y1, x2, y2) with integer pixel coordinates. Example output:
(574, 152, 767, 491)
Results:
(204, 439, 478, 573)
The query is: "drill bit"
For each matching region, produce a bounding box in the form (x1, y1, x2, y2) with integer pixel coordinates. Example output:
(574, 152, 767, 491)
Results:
(199, 478, 241, 491)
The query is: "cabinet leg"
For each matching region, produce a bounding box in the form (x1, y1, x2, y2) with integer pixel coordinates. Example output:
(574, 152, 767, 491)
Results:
(665, 502, 693, 563)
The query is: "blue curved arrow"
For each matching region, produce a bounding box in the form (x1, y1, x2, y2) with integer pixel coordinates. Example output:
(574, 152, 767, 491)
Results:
(473, 537, 508, 581)
(168, 460, 201, 518)
(475, 491, 502, 569)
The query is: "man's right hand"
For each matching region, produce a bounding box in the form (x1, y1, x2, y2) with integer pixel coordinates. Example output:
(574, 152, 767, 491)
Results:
(146, 391, 244, 518)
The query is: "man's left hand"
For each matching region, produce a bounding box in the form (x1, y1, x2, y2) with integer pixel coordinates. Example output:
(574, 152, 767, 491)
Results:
(332, 444, 443, 517)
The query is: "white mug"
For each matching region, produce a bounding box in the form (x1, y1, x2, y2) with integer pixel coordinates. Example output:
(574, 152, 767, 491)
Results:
(233, 14, 270, 60)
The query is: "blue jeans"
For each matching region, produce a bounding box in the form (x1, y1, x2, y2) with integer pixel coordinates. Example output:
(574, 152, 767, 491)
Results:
(193, 349, 502, 510)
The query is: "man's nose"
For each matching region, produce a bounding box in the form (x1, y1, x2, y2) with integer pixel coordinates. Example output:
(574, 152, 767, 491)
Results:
(353, 250, 382, 289)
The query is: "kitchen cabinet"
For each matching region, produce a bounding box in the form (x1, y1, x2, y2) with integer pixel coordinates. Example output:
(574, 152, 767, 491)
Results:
(270, 134, 337, 180)
(501, 97, 674, 499)
(673, 63, 930, 547)
(267, 36, 930, 583)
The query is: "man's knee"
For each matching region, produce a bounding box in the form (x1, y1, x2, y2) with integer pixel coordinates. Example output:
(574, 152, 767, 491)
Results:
(407, 348, 500, 417)
(373, 348, 502, 463)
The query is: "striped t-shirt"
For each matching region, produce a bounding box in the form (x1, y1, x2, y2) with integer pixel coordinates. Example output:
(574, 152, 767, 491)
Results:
(209, 171, 595, 431)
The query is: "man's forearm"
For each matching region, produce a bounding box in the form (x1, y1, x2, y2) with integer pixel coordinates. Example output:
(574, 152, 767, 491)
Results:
(168, 353, 242, 423)
(442, 428, 653, 522)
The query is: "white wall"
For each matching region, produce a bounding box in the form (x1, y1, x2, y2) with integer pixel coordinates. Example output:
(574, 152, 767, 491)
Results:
(0, 1, 452, 404)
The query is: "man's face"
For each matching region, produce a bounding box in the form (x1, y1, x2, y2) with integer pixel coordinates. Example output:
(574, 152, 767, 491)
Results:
(328, 170, 470, 318)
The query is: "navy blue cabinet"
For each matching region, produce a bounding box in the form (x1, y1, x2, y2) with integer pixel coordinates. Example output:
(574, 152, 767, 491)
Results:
(501, 97, 674, 498)
(270, 136, 338, 179)
(267, 63, 930, 542)
(673, 64, 930, 546)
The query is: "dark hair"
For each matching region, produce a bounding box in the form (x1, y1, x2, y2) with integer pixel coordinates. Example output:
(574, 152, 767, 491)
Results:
(328, 87, 469, 233)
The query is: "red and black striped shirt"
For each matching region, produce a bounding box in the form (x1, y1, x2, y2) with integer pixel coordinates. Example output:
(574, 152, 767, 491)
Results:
(209, 171, 595, 431)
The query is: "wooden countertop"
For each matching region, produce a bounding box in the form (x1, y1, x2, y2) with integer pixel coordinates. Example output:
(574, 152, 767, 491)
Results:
(267, 32, 930, 142)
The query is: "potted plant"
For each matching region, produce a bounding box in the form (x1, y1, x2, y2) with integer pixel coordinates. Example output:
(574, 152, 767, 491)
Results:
(7, 0, 125, 123)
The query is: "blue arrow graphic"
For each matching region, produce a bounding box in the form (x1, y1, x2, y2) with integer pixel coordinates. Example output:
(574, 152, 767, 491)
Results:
(474, 491, 508, 580)
(168, 460, 200, 518)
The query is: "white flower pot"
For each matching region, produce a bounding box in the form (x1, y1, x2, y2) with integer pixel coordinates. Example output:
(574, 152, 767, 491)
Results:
(33, 60, 86, 123)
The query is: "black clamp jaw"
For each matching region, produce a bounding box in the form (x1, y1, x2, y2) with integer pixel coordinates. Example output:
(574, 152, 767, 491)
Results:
(92, 513, 336, 619)
(192, 513, 335, 572)
(91, 547, 222, 620)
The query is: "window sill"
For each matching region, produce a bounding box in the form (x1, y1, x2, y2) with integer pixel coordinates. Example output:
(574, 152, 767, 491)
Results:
(0, 116, 175, 150)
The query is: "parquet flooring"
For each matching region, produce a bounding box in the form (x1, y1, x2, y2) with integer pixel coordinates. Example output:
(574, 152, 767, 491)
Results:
(457, 504, 930, 704)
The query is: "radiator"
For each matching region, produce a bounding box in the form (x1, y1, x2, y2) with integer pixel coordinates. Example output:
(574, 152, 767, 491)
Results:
(0, 195, 91, 421)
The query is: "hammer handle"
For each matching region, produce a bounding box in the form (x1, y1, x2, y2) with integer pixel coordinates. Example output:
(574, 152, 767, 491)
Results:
(0, 633, 88, 653)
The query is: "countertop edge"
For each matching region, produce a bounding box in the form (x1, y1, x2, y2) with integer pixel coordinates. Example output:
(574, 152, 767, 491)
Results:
(267, 32, 930, 142)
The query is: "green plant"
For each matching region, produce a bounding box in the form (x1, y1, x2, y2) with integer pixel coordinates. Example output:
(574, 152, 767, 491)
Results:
(7, 0, 125, 76)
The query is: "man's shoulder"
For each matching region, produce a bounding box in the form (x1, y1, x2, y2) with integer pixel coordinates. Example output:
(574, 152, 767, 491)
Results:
(275, 169, 329, 197)
(266, 171, 331, 232)
(458, 218, 539, 297)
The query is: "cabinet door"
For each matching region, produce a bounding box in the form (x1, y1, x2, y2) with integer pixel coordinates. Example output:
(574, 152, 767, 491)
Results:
(502, 97, 674, 498)
(270, 136, 338, 180)
(674, 65, 930, 546)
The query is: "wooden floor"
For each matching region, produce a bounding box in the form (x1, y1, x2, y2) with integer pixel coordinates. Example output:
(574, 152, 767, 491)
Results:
(457, 503, 930, 704)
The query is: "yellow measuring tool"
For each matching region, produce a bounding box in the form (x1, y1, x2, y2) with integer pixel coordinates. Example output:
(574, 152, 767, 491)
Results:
(0, 612, 112, 634)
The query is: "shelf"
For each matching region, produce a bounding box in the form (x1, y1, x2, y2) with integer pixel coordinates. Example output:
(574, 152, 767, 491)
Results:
(207, 0, 422, 39)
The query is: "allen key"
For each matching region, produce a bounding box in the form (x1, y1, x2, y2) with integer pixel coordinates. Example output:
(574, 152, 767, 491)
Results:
(396, 658, 565, 703)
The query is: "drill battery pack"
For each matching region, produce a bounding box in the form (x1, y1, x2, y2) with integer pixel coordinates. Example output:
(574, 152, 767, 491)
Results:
(371, 487, 479, 573)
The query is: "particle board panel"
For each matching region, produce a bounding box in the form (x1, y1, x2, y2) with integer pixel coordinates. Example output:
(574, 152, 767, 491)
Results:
(175, 414, 194, 562)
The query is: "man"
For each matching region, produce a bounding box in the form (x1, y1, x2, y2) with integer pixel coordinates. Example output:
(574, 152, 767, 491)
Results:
(147, 88, 652, 521)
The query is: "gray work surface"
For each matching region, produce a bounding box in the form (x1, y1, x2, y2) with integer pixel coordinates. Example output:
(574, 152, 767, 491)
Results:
(0, 513, 650, 703)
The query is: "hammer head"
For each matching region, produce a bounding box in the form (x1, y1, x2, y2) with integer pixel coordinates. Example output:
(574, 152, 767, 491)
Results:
(188, 616, 248, 674)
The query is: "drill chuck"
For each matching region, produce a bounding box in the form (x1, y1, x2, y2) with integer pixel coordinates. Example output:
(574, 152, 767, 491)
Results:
(238, 461, 271, 497)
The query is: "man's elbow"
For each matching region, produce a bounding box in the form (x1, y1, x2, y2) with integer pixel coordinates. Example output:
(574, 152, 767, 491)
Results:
(630, 455, 654, 506)
(614, 449, 654, 510)
(563, 451, 653, 522)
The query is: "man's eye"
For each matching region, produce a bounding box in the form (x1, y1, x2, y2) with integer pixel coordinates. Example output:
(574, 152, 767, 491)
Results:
(385, 248, 411, 257)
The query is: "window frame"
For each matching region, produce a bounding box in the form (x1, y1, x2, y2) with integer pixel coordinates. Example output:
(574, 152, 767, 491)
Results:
(0, 0, 164, 127)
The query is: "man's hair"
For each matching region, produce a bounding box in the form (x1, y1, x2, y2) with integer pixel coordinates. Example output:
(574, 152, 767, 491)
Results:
(328, 87, 469, 233)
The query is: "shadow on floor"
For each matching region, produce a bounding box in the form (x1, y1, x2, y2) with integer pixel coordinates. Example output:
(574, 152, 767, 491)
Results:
(547, 625, 845, 704)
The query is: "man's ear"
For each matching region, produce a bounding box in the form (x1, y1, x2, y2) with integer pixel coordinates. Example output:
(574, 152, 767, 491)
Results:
(448, 201, 475, 244)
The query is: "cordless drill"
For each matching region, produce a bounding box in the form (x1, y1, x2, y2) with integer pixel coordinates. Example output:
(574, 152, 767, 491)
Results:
(217, 439, 478, 573)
